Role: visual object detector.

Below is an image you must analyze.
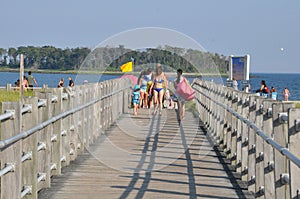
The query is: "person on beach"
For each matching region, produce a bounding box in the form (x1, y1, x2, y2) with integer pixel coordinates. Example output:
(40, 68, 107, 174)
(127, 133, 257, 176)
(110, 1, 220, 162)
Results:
(232, 78, 238, 90)
(66, 76, 74, 94)
(138, 68, 153, 108)
(131, 85, 141, 116)
(27, 71, 38, 90)
(14, 79, 20, 90)
(57, 78, 64, 88)
(68, 77, 74, 87)
(283, 87, 290, 101)
(23, 76, 29, 91)
(149, 63, 168, 115)
(270, 86, 277, 100)
(256, 80, 269, 95)
(174, 68, 188, 121)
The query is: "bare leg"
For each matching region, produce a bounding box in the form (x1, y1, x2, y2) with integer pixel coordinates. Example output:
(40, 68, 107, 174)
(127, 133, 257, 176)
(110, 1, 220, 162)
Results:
(152, 90, 158, 114)
(177, 101, 182, 121)
(158, 90, 164, 115)
(181, 102, 185, 119)
(133, 104, 138, 115)
(144, 93, 149, 108)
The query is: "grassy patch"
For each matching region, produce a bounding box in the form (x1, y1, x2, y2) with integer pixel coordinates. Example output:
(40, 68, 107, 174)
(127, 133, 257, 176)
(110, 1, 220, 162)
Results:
(295, 102, 300, 108)
(0, 89, 35, 138)
(0, 89, 35, 103)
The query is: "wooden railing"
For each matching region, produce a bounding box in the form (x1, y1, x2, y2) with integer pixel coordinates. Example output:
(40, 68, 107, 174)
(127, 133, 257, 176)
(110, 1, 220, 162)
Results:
(192, 79, 300, 199)
(0, 78, 131, 199)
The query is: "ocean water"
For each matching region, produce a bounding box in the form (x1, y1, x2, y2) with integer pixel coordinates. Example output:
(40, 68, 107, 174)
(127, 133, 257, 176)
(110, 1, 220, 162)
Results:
(194, 73, 300, 101)
(0, 72, 120, 88)
(246, 73, 300, 101)
(0, 72, 299, 101)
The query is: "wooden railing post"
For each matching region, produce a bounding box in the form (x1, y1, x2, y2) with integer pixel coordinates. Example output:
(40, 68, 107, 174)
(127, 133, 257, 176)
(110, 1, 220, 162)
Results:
(288, 108, 300, 199)
(225, 89, 234, 160)
(99, 82, 104, 133)
(122, 79, 130, 114)
(1, 102, 22, 199)
(272, 102, 294, 199)
(61, 89, 71, 168)
(68, 89, 77, 162)
(248, 95, 259, 194)
(254, 97, 265, 198)
(236, 92, 244, 173)
(78, 85, 85, 153)
(241, 94, 250, 182)
(262, 100, 276, 198)
(230, 90, 238, 166)
(215, 84, 224, 144)
(93, 83, 101, 139)
(223, 89, 231, 152)
(21, 97, 39, 199)
(35, 92, 53, 190)
(51, 88, 63, 176)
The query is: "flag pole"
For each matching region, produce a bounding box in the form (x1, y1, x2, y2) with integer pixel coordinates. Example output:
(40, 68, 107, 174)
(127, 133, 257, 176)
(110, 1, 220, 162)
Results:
(131, 57, 134, 73)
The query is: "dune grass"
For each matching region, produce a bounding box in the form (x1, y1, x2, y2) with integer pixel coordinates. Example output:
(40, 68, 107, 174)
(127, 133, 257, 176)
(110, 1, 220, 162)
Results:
(0, 89, 35, 138)
(0, 89, 34, 103)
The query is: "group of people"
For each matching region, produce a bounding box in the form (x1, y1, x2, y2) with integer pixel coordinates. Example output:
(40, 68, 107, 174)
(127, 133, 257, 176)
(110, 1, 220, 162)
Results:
(14, 72, 76, 92)
(131, 63, 188, 121)
(256, 80, 290, 101)
(14, 71, 38, 91)
(57, 76, 74, 88)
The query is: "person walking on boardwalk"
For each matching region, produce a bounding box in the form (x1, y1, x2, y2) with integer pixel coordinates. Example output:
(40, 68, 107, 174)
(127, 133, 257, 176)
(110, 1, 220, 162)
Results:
(131, 85, 141, 116)
(138, 68, 153, 108)
(149, 63, 168, 115)
(27, 71, 38, 90)
(174, 68, 188, 121)
(283, 87, 290, 101)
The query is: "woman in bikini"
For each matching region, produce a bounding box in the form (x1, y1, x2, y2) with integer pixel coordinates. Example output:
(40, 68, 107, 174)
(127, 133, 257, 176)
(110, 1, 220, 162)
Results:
(150, 64, 167, 115)
(283, 87, 290, 101)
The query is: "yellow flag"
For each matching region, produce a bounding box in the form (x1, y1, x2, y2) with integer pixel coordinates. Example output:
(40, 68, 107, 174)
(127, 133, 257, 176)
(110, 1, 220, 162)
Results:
(120, 61, 133, 72)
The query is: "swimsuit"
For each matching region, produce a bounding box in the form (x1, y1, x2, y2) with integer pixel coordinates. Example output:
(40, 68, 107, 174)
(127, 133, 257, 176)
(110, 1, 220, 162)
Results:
(154, 78, 164, 83)
(154, 88, 163, 93)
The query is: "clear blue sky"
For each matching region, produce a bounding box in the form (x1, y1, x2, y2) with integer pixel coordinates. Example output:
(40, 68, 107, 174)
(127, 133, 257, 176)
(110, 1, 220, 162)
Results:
(1, 0, 299, 73)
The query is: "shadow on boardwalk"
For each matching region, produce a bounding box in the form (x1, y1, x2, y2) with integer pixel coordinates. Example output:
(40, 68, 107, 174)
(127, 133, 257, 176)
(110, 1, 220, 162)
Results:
(39, 108, 254, 199)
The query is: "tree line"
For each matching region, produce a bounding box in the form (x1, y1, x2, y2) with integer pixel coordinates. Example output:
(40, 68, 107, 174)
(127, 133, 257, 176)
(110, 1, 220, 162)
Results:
(0, 45, 229, 73)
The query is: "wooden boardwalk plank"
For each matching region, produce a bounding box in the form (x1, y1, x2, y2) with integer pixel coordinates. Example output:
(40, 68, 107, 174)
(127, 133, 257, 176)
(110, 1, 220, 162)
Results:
(39, 109, 254, 199)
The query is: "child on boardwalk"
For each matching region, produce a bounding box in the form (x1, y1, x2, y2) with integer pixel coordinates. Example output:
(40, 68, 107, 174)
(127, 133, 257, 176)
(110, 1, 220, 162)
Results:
(132, 85, 141, 115)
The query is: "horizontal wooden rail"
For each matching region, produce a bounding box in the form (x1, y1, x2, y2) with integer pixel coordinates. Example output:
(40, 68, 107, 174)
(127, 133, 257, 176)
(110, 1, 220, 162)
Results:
(192, 79, 300, 199)
(0, 78, 132, 199)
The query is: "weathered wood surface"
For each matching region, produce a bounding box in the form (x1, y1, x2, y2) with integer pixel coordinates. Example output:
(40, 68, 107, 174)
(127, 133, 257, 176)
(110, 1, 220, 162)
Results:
(39, 108, 254, 199)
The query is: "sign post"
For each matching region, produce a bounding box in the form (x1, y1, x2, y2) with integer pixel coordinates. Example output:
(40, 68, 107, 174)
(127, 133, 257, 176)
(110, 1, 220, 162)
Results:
(228, 54, 250, 91)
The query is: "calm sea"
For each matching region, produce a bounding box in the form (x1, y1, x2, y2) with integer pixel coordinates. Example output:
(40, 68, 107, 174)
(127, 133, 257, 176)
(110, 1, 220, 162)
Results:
(191, 73, 300, 101)
(0, 72, 120, 88)
(0, 72, 299, 101)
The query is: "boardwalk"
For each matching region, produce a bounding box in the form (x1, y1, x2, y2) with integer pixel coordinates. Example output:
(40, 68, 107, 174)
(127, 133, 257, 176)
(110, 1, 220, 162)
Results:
(39, 108, 254, 199)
